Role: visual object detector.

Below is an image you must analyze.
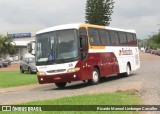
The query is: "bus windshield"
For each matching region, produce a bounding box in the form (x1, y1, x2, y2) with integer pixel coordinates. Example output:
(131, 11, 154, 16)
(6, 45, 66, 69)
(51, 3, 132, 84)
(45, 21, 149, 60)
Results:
(36, 29, 78, 65)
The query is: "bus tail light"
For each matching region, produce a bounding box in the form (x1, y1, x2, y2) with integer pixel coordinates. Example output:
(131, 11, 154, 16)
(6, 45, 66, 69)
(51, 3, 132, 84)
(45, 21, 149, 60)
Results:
(67, 67, 80, 73)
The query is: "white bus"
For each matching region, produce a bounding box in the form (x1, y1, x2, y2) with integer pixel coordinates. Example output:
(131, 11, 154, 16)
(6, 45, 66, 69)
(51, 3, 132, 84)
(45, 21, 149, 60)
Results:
(30, 23, 140, 88)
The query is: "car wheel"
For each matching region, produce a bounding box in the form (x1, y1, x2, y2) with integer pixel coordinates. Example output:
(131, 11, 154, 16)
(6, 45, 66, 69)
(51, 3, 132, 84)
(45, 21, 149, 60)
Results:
(4, 64, 8, 67)
(28, 68, 32, 74)
(20, 67, 24, 73)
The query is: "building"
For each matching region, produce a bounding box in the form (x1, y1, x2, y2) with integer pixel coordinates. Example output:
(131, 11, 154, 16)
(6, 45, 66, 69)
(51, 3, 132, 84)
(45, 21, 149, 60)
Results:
(7, 32, 35, 62)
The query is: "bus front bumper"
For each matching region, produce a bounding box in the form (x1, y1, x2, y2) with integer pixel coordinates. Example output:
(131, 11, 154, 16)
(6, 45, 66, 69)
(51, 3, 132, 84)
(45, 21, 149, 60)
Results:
(37, 72, 81, 84)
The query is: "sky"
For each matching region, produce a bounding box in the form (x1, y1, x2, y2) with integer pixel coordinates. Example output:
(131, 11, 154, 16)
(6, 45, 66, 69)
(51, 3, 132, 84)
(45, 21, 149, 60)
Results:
(0, 0, 160, 39)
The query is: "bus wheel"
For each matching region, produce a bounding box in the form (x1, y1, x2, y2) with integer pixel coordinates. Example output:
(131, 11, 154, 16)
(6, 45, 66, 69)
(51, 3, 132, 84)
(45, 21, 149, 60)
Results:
(55, 82, 67, 88)
(125, 64, 131, 76)
(88, 68, 100, 85)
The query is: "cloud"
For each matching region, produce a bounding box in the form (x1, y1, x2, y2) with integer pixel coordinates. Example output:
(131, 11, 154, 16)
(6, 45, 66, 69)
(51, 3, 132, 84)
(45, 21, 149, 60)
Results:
(0, 0, 86, 33)
(110, 0, 160, 38)
(0, 0, 159, 39)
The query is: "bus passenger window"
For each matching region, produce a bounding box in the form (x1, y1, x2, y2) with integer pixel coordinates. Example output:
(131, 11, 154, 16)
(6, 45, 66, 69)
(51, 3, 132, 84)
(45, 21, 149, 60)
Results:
(99, 29, 110, 45)
(133, 33, 137, 46)
(118, 32, 127, 45)
(109, 31, 119, 45)
(126, 33, 134, 45)
(88, 28, 101, 46)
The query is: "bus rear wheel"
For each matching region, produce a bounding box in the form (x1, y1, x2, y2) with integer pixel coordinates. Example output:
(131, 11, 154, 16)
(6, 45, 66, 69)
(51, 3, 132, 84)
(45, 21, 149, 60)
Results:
(125, 64, 131, 77)
(88, 68, 100, 85)
(118, 64, 131, 77)
(55, 82, 67, 88)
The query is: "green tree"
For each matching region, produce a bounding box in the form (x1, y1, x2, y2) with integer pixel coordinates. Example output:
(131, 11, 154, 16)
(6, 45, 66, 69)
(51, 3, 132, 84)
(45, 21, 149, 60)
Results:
(0, 35, 15, 57)
(149, 42, 158, 50)
(148, 32, 160, 48)
(85, 0, 114, 26)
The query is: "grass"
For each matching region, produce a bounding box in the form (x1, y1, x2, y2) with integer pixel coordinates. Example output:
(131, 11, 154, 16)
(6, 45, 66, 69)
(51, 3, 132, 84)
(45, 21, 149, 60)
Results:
(1, 91, 142, 114)
(23, 90, 141, 105)
(0, 71, 37, 88)
(0, 71, 142, 114)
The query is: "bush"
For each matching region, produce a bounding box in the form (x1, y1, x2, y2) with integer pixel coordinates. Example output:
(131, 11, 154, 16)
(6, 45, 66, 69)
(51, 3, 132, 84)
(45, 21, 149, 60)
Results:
(149, 43, 158, 50)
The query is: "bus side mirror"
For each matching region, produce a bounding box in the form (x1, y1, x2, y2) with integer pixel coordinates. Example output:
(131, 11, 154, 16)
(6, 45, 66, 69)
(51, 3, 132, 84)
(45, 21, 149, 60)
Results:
(27, 41, 35, 55)
(28, 43, 32, 53)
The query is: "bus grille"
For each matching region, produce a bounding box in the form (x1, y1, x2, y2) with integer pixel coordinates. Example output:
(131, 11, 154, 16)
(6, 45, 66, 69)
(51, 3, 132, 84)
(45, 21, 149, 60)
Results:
(46, 69, 66, 73)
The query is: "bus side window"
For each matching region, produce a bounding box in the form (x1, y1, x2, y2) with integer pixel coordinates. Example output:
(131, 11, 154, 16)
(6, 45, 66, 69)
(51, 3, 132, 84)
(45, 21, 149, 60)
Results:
(118, 32, 127, 45)
(132, 33, 137, 46)
(79, 27, 88, 60)
(79, 27, 87, 36)
(126, 33, 134, 45)
(109, 30, 119, 46)
(79, 27, 87, 49)
(99, 29, 111, 46)
(88, 28, 101, 46)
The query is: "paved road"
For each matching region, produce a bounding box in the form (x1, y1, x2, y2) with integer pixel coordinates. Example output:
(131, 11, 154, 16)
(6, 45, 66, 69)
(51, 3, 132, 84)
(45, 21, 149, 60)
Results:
(0, 60, 160, 106)
(139, 61, 160, 105)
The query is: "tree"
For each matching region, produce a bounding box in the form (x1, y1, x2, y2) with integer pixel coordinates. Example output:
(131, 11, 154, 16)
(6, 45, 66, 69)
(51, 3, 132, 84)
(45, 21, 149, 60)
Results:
(0, 35, 15, 57)
(148, 32, 160, 49)
(149, 43, 158, 50)
(85, 0, 114, 26)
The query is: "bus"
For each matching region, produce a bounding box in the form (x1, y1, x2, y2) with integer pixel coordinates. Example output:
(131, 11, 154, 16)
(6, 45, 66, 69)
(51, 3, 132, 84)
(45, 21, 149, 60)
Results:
(32, 23, 140, 88)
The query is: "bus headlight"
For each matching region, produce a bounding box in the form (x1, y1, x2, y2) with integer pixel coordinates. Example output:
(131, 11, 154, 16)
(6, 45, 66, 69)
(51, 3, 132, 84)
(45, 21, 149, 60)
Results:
(37, 71, 46, 76)
(67, 68, 80, 73)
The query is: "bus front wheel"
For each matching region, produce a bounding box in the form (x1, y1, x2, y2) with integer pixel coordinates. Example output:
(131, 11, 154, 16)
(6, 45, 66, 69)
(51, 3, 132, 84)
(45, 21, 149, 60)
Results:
(55, 82, 67, 88)
(88, 68, 100, 85)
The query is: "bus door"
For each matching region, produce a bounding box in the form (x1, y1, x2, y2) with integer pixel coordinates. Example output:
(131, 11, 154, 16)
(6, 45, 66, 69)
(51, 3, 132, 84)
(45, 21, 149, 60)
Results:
(79, 28, 90, 80)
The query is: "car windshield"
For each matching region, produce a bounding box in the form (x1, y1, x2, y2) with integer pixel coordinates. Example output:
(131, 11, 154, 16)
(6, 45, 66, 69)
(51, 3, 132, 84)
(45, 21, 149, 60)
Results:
(29, 58, 35, 63)
(35, 29, 78, 65)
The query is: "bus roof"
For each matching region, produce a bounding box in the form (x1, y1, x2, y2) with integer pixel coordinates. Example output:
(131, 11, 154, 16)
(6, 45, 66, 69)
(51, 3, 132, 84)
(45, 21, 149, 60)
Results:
(36, 23, 81, 35)
(105, 26, 136, 33)
(36, 23, 136, 35)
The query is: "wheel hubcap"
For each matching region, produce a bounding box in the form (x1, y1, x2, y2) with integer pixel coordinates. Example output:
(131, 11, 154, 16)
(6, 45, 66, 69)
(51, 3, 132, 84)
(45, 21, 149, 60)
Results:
(127, 66, 130, 75)
(93, 71, 98, 82)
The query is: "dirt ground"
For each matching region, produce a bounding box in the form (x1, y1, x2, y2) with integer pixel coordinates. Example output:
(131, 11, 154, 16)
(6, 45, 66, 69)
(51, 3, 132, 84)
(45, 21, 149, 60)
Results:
(0, 63, 19, 71)
(0, 52, 160, 72)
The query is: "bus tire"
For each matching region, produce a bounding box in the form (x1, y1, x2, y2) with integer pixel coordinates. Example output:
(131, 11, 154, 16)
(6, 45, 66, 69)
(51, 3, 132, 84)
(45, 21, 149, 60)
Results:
(88, 68, 100, 85)
(55, 82, 67, 88)
(125, 64, 131, 77)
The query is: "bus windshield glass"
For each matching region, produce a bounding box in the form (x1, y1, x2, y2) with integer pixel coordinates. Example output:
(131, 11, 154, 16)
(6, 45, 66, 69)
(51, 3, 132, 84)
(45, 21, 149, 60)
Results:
(36, 29, 78, 65)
